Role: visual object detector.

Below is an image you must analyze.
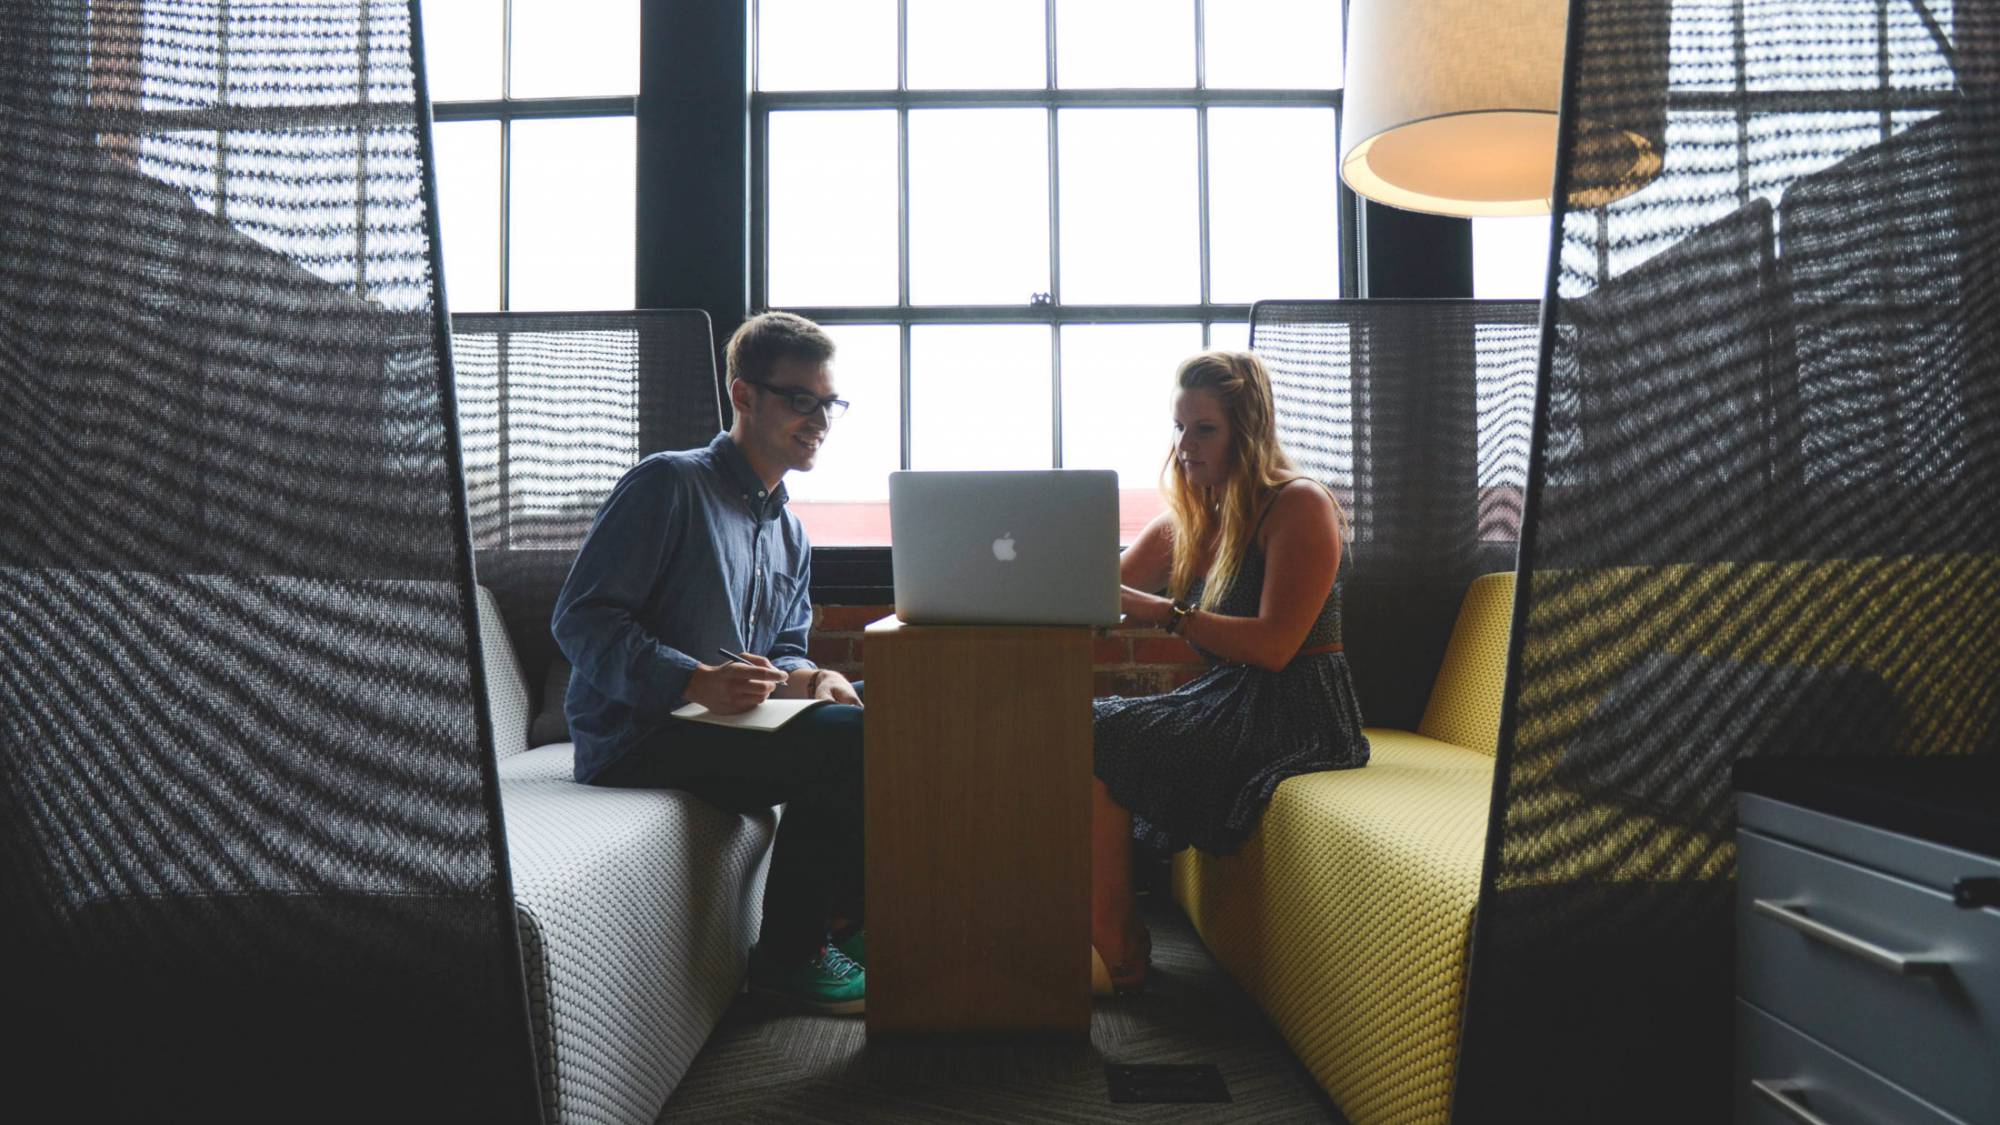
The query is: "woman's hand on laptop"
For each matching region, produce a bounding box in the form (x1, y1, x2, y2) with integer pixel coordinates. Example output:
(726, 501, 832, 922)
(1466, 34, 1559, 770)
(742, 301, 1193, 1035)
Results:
(1119, 586, 1171, 629)
(686, 656, 786, 714)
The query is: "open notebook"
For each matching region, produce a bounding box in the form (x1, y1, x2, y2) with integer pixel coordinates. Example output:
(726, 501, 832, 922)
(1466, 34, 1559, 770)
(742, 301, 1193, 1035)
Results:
(670, 698, 830, 732)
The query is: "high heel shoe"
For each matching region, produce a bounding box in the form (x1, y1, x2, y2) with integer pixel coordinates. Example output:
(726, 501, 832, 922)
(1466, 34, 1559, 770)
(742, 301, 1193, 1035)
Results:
(1090, 930, 1152, 996)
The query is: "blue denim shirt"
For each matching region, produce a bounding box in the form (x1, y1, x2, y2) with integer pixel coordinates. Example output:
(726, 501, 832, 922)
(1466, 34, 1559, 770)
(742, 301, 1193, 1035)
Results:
(552, 432, 815, 781)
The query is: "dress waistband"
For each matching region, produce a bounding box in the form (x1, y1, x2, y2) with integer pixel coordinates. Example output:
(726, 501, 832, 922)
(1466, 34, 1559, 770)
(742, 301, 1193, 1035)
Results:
(1296, 642, 1344, 657)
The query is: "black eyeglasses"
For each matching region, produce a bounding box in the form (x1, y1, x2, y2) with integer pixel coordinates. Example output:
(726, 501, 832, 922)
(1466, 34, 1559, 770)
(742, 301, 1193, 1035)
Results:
(742, 378, 849, 419)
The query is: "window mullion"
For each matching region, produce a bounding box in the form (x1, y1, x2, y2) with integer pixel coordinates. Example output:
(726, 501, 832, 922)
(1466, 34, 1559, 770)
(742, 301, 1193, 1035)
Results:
(1195, 0, 1211, 309)
(899, 322, 913, 471)
(898, 0, 912, 472)
(898, 108, 910, 310)
(498, 0, 514, 310)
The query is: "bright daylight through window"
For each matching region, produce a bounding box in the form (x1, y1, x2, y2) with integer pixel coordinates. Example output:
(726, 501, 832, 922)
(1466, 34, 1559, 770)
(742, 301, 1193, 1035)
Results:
(759, 0, 1348, 545)
(422, 0, 638, 313)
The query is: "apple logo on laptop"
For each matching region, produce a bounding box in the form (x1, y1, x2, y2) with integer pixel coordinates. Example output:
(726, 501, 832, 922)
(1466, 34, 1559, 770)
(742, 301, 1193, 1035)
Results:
(992, 532, 1017, 562)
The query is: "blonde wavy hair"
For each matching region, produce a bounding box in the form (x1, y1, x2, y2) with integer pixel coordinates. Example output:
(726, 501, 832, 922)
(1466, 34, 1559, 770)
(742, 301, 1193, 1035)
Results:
(1162, 350, 1343, 610)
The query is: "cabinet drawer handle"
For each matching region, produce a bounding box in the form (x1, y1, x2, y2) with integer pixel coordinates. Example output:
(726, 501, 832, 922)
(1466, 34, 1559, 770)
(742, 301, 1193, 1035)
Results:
(1752, 1080, 1847, 1125)
(1752, 899, 1946, 975)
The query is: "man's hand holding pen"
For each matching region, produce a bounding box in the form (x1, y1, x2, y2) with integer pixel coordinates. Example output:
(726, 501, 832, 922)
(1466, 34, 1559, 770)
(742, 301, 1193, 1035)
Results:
(685, 648, 786, 715)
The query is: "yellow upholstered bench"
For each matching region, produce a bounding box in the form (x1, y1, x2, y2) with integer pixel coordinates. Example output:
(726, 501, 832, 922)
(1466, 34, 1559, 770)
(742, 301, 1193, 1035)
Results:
(1173, 572, 1514, 1125)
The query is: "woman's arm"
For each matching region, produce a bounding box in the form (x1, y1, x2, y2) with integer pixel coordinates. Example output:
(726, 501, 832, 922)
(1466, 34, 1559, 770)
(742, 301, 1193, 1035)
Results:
(1117, 509, 1179, 625)
(1170, 483, 1341, 672)
(1119, 509, 1175, 592)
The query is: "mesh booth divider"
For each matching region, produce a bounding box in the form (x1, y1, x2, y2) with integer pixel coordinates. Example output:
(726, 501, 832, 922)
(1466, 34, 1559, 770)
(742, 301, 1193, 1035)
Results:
(1, 1, 541, 1118)
(454, 310, 726, 743)
(1454, 1, 2000, 1119)
(1249, 300, 1541, 732)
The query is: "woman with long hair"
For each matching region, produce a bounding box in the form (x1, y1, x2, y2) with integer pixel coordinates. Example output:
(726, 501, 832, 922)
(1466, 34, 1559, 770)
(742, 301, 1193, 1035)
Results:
(1091, 350, 1370, 994)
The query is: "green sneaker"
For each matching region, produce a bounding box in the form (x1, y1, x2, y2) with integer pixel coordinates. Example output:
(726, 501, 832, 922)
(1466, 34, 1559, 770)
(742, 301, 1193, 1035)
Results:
(833, 927, 866, 967)
(749, 943, 866, 1015)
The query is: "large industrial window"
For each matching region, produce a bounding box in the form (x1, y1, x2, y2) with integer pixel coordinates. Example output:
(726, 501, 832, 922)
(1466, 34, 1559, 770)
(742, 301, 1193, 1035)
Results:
(753, 0, 1354, 545)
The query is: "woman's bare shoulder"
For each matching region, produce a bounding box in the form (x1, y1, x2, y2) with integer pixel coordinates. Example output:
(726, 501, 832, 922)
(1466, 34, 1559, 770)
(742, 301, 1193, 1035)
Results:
(1261, 477, 1338, 536)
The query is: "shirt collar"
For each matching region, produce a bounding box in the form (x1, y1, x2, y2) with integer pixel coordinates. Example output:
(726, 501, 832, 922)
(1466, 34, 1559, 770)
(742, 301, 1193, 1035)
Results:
(709, 432, 790, 519)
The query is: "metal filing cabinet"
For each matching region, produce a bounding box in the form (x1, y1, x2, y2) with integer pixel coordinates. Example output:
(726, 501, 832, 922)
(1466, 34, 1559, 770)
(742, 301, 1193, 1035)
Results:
(1734, 759, 2000, 1125)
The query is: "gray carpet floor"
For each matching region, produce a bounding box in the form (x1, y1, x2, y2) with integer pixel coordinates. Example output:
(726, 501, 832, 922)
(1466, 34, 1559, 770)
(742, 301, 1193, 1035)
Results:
(658, 897, 1347, 1123)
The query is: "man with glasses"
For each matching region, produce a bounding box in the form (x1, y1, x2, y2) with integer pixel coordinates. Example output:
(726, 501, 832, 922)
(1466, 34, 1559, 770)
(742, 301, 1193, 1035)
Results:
(553, 311, 869, 1014)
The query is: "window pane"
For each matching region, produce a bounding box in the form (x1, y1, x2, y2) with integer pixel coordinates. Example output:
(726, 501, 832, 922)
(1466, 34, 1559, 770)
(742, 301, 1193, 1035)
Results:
(1056, 0, 1195, 88)
(1060, 324, 1201, 539)
(908, 0, 1046, 89)
(768, 110, 899, 307)
(510, 0, 638, 98)
(910, 109, 1049, 305)
(1058, 109, 1198, 303)
(433, 120, 502, 312)
(1209, 321, 1250, 352)
(1474, 216, 1553, 299)
(786, 324, 901, 546)
(1204, 0, 1342, 89)
(910, 325, 1052, 470)
(1208, 107, 1340, 302)
(419, 0, 502, 102)
(508, 117, 635, 310)
(758, 0, 896, 91)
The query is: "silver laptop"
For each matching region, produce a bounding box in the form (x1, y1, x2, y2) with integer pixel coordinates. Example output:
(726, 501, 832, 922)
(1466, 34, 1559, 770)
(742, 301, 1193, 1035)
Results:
(889, 470, 1121, 626)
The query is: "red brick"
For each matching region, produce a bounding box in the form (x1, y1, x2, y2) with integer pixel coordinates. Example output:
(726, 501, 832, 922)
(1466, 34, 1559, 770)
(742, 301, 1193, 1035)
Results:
(849, 637, 864, 665)
(818, 604, 894, 631)
(1132, 636, 1201, 665)
(1093, 636, 1131, 664)
(807, 637, 850, 665)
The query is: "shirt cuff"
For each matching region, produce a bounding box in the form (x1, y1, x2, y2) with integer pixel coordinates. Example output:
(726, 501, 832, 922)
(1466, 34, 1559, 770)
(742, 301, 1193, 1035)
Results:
(772, 656, 816, 675)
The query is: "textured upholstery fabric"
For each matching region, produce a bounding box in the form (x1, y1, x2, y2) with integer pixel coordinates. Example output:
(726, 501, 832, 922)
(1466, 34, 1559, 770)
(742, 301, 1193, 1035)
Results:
(500, 744, 776, 1125)
(1174, 733, 1492, 1125)
(1249, 300, 1539, 731)
(1415, 573, 1515, 756)
(1453, 2, 2000, 1118)
(479, 584, 534, 760)
(0, 0, 541, 1115)
(1174, 576, 1511, 1125)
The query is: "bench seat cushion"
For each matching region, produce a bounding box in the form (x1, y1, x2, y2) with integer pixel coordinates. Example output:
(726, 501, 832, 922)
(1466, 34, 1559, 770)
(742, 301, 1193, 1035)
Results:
(499, 744, 775, 1125)
(1173, 729, 1493, 1125)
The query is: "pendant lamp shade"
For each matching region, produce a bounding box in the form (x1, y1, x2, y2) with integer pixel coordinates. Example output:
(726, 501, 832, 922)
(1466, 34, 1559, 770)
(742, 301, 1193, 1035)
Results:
(1340, 0, 1664, 216)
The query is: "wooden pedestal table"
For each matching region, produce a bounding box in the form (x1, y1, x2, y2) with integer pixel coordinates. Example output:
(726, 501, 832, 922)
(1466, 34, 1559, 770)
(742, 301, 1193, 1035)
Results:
(862, 616, 1093, 1036)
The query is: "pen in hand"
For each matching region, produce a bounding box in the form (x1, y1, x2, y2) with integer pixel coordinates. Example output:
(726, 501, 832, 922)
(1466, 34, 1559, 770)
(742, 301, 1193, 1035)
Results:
(716, 647, 757, 667)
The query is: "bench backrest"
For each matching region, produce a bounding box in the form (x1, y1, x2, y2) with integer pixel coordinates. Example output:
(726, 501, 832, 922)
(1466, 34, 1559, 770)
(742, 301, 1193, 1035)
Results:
(1416, 571, 1516, 755)
(476, 585, 533, 760)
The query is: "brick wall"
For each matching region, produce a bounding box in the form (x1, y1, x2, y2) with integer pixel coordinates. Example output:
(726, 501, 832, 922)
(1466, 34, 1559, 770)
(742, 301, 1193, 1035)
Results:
(809, 605, 1209, 697)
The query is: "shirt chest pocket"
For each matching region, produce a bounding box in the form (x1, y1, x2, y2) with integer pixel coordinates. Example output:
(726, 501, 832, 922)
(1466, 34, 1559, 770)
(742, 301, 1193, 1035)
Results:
(758, 569, 800, 644)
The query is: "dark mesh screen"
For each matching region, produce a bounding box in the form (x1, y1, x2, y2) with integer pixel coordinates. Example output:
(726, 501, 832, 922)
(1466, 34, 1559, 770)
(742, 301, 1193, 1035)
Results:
(0, 1, 540, 1117)
(1251, 300, 1541, 730)
(457, 310, 725, 700)
(1456, 1, 2000, 1119)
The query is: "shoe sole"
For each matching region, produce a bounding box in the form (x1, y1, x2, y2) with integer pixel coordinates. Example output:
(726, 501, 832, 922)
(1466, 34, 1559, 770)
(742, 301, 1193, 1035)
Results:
(749, 983, 865, 1016)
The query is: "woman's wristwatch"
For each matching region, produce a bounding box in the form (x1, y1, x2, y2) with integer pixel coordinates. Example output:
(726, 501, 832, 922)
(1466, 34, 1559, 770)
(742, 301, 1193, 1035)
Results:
(1164, 597, 1193, 634)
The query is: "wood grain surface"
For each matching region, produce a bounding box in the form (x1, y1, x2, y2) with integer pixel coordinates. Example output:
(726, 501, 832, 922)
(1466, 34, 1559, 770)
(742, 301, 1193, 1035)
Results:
(863, 616, 1093, 1036)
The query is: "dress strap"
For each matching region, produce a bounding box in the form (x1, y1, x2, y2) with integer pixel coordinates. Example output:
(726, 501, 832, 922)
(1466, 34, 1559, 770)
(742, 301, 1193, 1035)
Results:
(1250, 477, 1327, 539)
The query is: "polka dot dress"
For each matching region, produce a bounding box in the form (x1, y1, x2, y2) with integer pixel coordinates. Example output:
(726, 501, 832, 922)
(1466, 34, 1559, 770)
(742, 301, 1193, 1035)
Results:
(1094, 534, 1370, 857)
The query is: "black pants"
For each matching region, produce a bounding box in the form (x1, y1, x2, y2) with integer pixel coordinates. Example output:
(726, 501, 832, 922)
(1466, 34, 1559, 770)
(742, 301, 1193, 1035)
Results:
(590, 692, 864, 964)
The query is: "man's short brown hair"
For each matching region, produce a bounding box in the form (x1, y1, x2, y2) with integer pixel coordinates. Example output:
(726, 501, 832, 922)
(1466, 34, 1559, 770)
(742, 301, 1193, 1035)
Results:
(725, 311, 835, 386)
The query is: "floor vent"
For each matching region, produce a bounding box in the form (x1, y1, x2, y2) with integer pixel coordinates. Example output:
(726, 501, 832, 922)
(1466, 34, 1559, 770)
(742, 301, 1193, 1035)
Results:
(1105, 1063, 1232, 1104)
